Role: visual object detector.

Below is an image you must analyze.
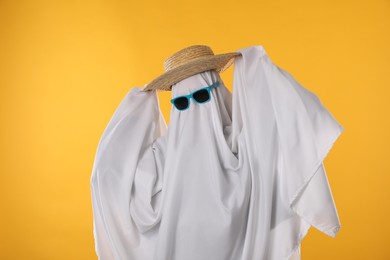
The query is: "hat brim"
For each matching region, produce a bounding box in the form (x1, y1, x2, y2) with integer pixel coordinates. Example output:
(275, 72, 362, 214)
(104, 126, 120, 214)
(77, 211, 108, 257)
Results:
(142, 52, 242, 92)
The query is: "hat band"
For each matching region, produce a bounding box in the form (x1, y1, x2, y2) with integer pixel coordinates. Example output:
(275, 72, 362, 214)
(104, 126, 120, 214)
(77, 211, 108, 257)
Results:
(164, 45, 214, 72)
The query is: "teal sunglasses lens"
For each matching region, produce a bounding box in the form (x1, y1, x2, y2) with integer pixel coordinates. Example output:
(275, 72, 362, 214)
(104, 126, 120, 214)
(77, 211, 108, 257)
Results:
(192, 89, 210, 103)
(173, 97, 189, 110)
(171, 81, 218, 110)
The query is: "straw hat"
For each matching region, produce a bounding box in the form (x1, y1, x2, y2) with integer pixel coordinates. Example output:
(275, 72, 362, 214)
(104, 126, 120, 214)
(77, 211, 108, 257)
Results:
(142, 45, 242, 92)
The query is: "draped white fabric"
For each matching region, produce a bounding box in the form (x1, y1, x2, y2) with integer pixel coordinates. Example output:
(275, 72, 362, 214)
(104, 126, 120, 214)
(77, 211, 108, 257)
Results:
(90, 45, 344, 260)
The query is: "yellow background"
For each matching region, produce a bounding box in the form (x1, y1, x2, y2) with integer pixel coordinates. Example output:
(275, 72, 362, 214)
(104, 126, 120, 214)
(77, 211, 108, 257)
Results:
(1, 0, 389, 259)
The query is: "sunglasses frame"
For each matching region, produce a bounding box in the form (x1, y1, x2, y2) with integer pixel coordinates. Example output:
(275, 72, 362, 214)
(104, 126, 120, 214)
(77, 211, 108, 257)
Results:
(170, 81, 220, 111)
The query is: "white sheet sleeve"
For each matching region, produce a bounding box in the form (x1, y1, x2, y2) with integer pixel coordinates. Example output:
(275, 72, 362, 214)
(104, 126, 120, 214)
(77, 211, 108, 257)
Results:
(267, 56, 345, 238)
(90, 87, 166, 259)
(232, 45, 345, 259)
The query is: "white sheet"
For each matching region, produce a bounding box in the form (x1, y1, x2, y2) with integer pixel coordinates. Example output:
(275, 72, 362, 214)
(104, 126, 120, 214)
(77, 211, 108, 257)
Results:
(90, 45, 344, 259)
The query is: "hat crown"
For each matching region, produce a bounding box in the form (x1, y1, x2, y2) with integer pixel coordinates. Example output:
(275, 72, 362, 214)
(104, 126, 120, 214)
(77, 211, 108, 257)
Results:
(164, 45, 214, 72)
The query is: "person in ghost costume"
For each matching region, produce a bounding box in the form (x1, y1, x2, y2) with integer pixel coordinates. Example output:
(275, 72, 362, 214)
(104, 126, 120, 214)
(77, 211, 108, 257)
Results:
(90, 45, 345, 260)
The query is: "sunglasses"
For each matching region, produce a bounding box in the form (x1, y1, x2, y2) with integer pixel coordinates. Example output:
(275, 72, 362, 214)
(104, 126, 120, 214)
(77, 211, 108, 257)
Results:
(170, 81, 220, 111)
